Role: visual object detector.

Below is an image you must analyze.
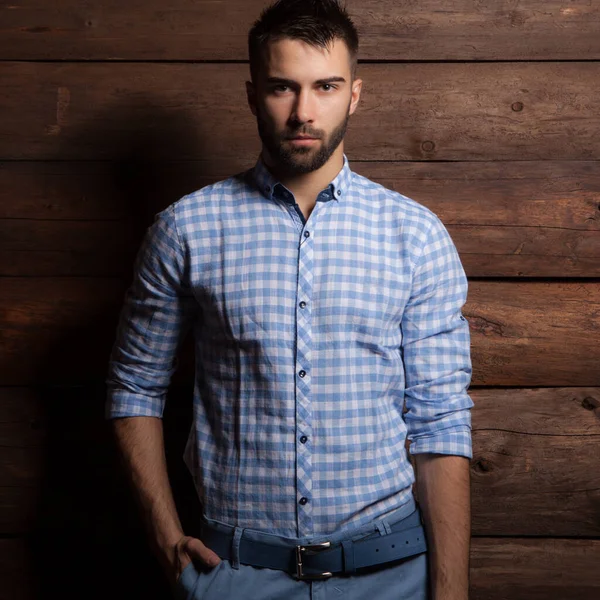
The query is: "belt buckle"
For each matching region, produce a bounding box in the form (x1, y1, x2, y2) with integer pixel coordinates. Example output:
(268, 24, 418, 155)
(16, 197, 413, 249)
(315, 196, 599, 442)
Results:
(295, 541, 333, 580)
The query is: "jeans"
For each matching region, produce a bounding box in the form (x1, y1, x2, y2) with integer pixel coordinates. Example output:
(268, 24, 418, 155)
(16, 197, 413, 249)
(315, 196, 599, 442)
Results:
(173, 494, 428, 600)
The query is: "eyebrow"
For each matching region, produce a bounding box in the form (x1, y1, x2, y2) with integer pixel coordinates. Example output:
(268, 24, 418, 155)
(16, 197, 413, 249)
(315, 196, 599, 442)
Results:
(265, 76, 346, 85)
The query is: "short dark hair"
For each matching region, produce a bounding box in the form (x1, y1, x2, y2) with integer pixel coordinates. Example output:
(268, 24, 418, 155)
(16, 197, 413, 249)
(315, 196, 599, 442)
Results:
(248, 0, 359, 84)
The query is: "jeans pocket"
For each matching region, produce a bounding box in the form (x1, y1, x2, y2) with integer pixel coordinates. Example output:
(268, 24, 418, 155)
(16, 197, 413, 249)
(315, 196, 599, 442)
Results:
(176, 561, 195, 584)
(177, 560, 228, 600)
(173, 561, 198, 600)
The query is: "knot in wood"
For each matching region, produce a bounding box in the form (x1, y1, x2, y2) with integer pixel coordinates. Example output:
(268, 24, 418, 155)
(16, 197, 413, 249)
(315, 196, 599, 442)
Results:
(472, 458, 492, 473)
(581, 396, 600, 411)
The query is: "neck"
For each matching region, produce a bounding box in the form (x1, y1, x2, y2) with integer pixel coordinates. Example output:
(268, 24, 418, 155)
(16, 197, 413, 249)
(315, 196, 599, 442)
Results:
(262, 145, 345, 203)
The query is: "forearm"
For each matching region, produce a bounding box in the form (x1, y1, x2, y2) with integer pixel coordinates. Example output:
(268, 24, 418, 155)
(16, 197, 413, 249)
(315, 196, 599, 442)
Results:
(110, 416, 184, 573)
(413, 453, 471, 600)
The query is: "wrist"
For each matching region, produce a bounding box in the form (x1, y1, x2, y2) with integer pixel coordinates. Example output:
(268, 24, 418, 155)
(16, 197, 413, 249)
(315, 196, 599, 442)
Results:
(152, 529, 186, 571)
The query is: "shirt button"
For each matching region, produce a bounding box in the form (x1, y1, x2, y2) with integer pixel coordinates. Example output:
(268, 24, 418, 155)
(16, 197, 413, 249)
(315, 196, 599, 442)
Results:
(460, 315, 466, 321)
(299, 370, 306, 378)
(336, 189, 341, 196)
(299, 301, 306, 309)
(304, 230, 310, 238)
(299, 497, 308, 505)
(300, 435, 308, 444)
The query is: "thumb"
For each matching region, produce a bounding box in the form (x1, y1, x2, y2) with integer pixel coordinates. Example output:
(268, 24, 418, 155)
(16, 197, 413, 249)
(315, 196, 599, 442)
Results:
(182, 536, 222, 569)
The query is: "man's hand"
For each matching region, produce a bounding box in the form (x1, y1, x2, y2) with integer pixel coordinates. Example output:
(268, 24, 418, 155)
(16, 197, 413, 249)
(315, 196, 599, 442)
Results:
(171, 535, 222, 586)
(109, 417, 222, 588)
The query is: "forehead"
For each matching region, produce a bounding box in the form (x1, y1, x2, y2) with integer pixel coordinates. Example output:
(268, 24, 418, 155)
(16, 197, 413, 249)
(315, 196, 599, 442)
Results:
(261, 37, 350, 80)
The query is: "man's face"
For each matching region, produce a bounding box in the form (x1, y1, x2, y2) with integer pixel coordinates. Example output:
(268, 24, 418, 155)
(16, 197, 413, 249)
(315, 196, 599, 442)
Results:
(247, 37, 361, 176)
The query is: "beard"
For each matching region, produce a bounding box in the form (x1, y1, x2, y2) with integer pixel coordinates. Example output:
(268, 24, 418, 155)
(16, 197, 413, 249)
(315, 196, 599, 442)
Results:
(256, 101, 351, 176)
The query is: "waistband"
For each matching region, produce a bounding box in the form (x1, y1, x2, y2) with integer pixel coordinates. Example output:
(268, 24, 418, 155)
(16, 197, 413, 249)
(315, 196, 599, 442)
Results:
(199, 495, 427, 579)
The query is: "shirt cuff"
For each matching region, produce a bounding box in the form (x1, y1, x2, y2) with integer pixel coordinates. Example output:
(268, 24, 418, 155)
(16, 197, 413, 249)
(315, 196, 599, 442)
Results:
(105, 388, 166, 419)
(408, 425, 473, 459)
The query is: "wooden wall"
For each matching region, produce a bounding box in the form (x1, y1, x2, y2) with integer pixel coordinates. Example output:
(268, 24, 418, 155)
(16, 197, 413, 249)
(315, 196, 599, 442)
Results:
(1, 1, 600, 598)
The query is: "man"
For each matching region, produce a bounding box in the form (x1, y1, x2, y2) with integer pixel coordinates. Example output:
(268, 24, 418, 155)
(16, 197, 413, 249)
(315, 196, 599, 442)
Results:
(105, 1, 473, 599)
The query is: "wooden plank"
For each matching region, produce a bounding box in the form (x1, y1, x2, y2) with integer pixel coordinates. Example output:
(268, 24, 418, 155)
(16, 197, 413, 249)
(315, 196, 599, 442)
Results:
(2, 0, 600, 61)
(0, 220, 138, 277)
(1, 160, 600, 277)
(0, 160, 239, 220)
(0, 535, 598, 600)
(0, 279, 599, 386)
(471, 388, 600, 536)
(4, 62, 600, 161)
(0, 278, 127, 385)
(1, 386, 599, 536)
(472, 388, 600, 436)
(472, 430, 600, 537)
(467, 282, 600, 386)
(469, 538, 600, 600)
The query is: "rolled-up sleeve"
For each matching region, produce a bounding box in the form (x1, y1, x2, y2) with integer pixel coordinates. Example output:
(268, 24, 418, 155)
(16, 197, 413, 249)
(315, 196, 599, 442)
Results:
(105, 203, 197, 419)
(401, 213, 474, 458)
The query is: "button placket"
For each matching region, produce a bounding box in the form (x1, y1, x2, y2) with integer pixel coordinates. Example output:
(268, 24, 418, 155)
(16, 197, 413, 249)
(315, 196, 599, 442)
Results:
(295, 217, 317, 536)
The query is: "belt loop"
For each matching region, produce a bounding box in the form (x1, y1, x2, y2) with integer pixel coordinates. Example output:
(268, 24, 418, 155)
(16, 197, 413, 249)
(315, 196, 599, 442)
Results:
(231, 526, 244, 570)
(376, 519, 393, 536)
(341, 540, 356, 574)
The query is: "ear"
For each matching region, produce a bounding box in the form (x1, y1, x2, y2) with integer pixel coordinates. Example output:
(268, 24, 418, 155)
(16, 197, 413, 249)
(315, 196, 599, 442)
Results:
(349, 78, 362, 116)
(246, 80, 258, 117)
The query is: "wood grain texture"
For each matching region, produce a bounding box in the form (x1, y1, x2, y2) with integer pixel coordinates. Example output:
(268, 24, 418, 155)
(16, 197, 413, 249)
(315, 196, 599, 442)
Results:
(1, 160, 600, 277)
(1, 279, 599, 386)
(469, 538, 600, 600)
(2, 0, 600, 61)
(467, 282, 600, 386)
(470, 388, 600, 536)
(0, 278, 125, 385)
(3, 62, 600, 161)
(1, 386, 599, 536)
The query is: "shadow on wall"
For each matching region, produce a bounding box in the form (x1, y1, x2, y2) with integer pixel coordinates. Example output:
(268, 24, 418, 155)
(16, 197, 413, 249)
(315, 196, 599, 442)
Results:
(28, 383, 199, 600)
(21, 99, 207, 599)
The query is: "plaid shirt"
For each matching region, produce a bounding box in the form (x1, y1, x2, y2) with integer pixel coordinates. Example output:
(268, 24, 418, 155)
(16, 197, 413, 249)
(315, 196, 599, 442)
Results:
(105, 153, 473, 538)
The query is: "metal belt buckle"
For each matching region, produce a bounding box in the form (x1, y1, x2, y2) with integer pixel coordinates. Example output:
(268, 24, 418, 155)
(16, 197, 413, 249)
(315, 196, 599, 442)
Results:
(295, 541, 333, 580)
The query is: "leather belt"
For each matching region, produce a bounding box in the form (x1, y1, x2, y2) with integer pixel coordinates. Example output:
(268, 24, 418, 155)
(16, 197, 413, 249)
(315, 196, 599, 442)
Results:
(200, 506, 428, 580)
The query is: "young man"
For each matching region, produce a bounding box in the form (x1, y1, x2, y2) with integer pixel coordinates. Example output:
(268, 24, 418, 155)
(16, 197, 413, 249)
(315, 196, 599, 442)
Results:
(105, 1, 473, 599)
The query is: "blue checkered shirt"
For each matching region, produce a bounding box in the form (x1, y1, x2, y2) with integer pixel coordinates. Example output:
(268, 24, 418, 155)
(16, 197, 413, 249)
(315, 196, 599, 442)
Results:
(105, 153, 473, 538)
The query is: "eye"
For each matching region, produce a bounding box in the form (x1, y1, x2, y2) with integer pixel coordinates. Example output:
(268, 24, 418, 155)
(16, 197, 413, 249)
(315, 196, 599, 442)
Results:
(321, 83, 337, 91)
(273, 85, 290, 93)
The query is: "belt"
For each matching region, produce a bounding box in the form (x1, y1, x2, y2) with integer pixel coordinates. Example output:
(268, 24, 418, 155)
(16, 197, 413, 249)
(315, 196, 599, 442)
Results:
(200, 506, 428, 580)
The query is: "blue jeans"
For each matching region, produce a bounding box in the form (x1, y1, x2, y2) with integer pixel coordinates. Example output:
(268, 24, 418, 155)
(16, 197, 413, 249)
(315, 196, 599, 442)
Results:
(174, 495, 428, 600)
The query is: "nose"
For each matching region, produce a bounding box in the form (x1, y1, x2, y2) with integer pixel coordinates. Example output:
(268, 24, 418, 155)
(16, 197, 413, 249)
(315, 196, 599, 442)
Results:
(290, 88, 315, 124)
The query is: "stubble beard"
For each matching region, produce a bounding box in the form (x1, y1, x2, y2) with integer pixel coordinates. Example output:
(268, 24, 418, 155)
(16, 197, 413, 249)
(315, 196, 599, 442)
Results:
(256, 102, 351, 176)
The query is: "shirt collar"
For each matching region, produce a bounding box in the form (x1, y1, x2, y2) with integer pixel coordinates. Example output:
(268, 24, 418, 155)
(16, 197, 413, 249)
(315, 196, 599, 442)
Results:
(251, 152, 353, 204)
